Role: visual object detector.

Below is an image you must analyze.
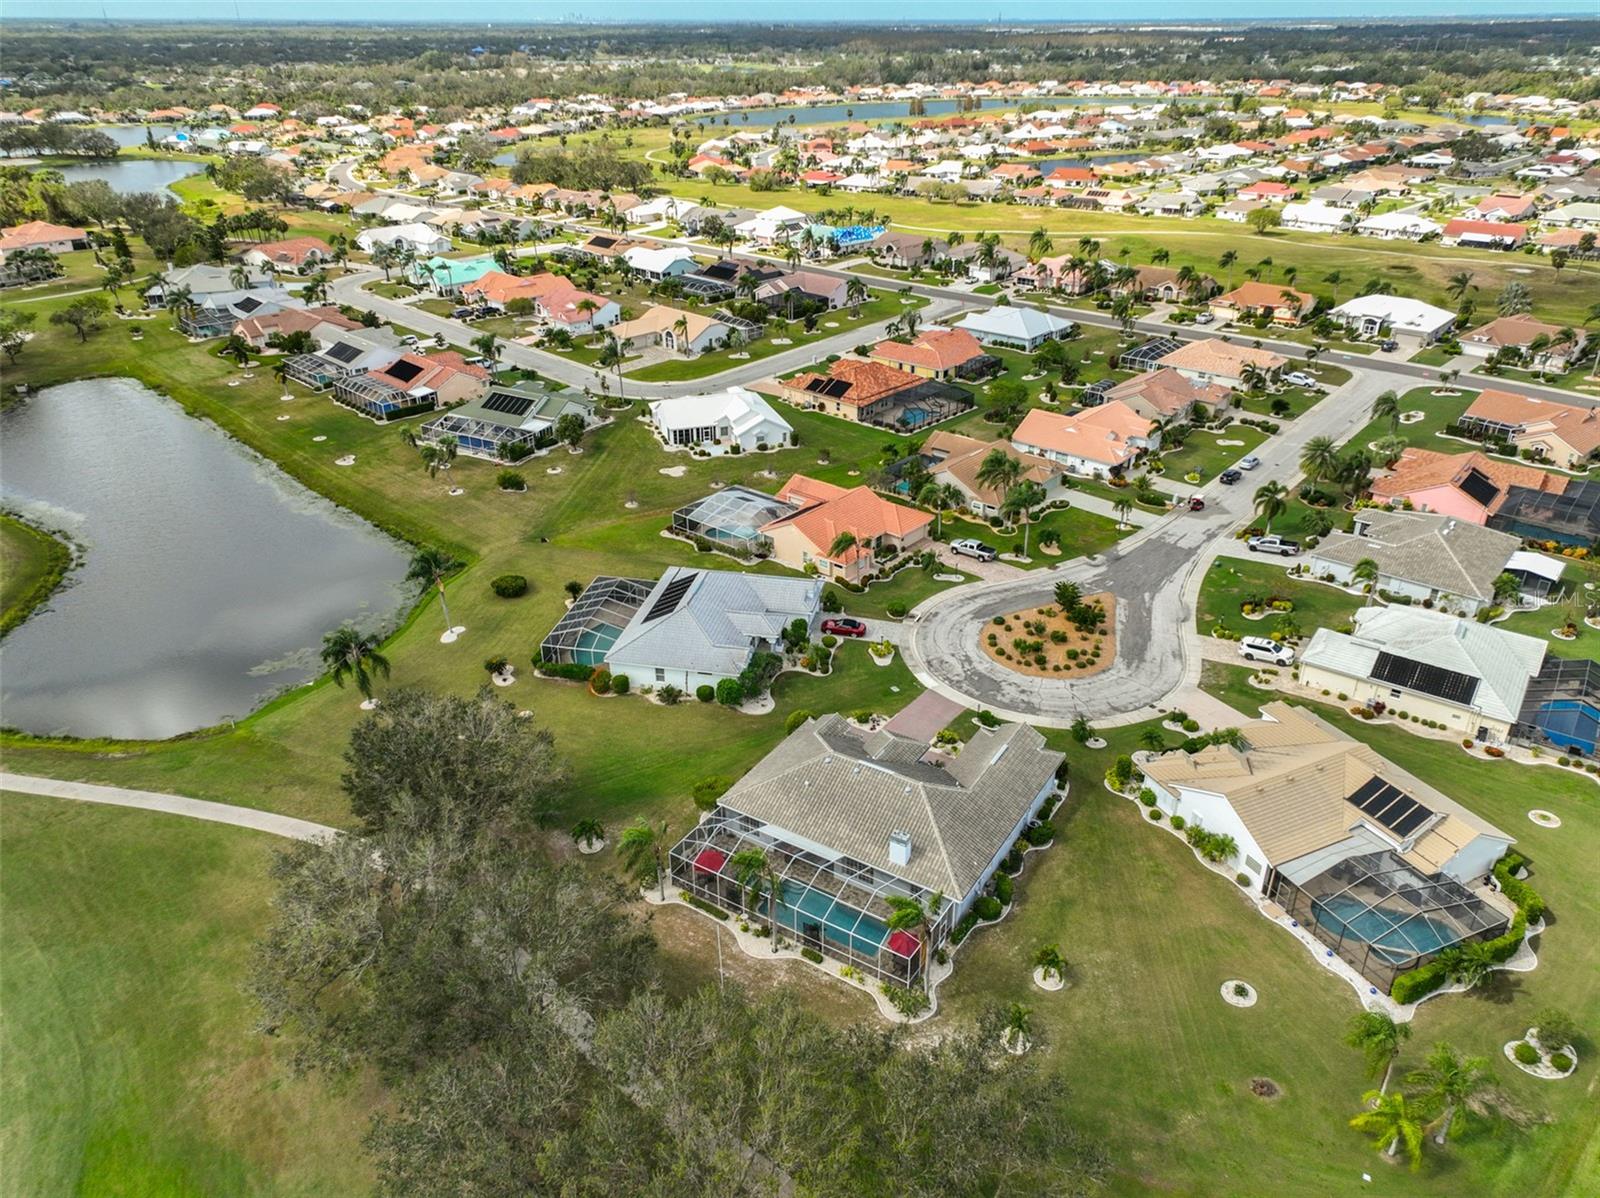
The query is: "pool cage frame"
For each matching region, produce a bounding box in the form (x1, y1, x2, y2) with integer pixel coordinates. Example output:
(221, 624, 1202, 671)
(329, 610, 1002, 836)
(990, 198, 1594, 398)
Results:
(670, 805, 952, 986)
(1514, 656, 1600, 759)
(539, 575, 653, 667)
(1267, 850, 1509, 993)
(669, 486, 796, 559)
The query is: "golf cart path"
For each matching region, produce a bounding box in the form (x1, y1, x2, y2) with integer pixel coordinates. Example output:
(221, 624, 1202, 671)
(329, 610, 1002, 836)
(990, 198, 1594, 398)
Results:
(1, 771, 337, 842)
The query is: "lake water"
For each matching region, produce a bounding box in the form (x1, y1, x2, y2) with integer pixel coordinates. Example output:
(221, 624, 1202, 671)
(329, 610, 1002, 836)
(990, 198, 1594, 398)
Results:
(57, 157, 200, 196)
(97, 124, 188, 147)
(0, 378, 413, 739)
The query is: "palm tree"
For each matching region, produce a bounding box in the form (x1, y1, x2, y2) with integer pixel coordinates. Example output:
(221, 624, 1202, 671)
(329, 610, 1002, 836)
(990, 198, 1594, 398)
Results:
(1033, 944, 1066, 984)
(1407, 1043, 1492, 1145)
(619, 818, 669, 900)
(1138, 726, 1167, 753)
(884, 891, 944, 991)
(826, 531, 860, 567)
(1151, 247, 1170, 266)
(671, 314, 690, 356)
(1253, 480, 1288, 533)
(1300, 435, 1341, 485)
(1439, 940, 1498, 990)
(1345, 1011, 1412, 1093)
(1323, 269, 1344, 305)
(1218, 249, 1238, 291)
(570, 818, 604, 850)
(917, 480, 951, 537)
(471, 332, 500, 370)
(320, 625, 390, 700)
(730, 847, 771, 924)
(1113, 495, 1134, 528)
(975, 448, 1023, 503)
(1372, 389, 1402, 433)
(371, 242, 397, 281)
(1446, 271, 1476, 304)
(1027, 227, 1053, 262)
(1003, 1001, 1032, 1049)
(407, 547, 462, 632)
(1003, 480, 1047, 557)
(229, 264, 251, 290)
(1350, 1090, 1426, 1171)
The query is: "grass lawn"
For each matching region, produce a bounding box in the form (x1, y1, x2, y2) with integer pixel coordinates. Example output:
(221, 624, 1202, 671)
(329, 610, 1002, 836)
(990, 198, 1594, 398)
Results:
(0, 792, 377, 1196)
(829, 560, 973, 620)
(1157, 422, 1267, 483)
(624, 291, 925, 383)
(0, 513, 72, 636)
(1238, 375, 1341, 420)
(1340, 386, 1473, 454)
(1195, 557, 1363, 640)
(1494, 559, 1600, 662)
(1008, 504, 1129, 567)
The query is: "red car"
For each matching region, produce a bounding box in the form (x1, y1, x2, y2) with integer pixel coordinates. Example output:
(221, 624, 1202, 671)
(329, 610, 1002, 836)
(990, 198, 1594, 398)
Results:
(822, 617, 868, 637)
(1188, 497, 1206, 511)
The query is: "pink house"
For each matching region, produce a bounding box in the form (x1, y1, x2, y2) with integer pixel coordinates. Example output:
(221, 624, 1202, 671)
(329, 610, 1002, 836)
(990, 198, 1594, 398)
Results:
(1368, 448, 1566, 524)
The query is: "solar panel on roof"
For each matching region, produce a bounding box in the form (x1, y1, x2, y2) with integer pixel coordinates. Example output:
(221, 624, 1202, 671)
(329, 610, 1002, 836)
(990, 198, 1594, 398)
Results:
(386, 358, 425, 383)
(234, 295, 262, 313)
(325, 342, 362, 364)
(1346, 775, 1434, 838)
(804, 377, 852, 398)
(1375, 794, 1418, 826)
(1388, 806, 1431, 838)
(641, 572, 696, 623)
(1347, 776, 1389, 810)
(589, 235, 616, 249)
(1372, 652, 1480, 706)
(1457, 467, 1500, 508)
(482, 389, 535, 417)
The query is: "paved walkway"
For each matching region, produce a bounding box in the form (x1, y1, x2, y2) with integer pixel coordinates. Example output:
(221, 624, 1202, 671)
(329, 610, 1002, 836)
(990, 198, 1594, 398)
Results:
(883, 690, 966, 740)
(1, 772, 337, 842)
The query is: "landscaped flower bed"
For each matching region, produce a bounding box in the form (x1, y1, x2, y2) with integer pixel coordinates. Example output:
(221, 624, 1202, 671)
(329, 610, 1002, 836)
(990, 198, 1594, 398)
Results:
(979, 594, 1114, 678)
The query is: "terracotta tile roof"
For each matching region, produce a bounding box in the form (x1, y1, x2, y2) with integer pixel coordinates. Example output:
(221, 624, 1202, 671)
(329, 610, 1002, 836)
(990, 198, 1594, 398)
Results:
(1442, 218, 1526, 241)
(1104, 367, 1230, 418)
(1463, 390, 1600, 456)
(869, 327, 986, 374)
(921, 430, 1059, 506)
(233, 305, 357, 342)
(1011, 401, 1153, 468)
(1463, 313, 1572, 350)
(1215, 280, 1315, 316)
(1156, 338, 1288, 378)
(1370, 447, 1565, 511)
(784, 358, 925, 408)
(764, 474, 933, 554)
(0, 219, 87, 251)
(245, 235, 331, 267)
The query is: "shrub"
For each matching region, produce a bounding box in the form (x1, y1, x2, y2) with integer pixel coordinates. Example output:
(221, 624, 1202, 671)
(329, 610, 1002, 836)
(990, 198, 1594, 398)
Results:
(821, 634, 838, 648)
(490, 573, 529, 598)
(691, 775, 733, 811)
(1181, 718, 1200, 733)
(1550, 1052, 1574, 1073)
(496, 469, 527, 491)
(1170, 815, 1186, 831)
(993, 872, 1014, 906)
(658, 684, 683, 706)
(976, 709, 1001, 728)
(683, 893, 729, 920)
(1024, 820, 1054, 846)
(801, 947, 824, 964)
(1148, 809, 1163, 821)
(1137, 787, 1157, 807)
(1236, 872, 1251, 887)
(611, 674, 630, 695)
(696, 684, 715, 703)
(715, 677, 745, 706)
(785, 708, 814, 733)
(879, 982, 931, 1018)
(974, 895, 1004, 921)
(484, 656, 510, 675)
(535, 660, 594, 681)
(1494, 853, 1545, 923)
(1514, 1042, 1542, 1066)
(590, 669, 613, 695)
(887, 601, 908, 618)
(950, 910, 980, 944)
(1532, 1008, 1580, 1055)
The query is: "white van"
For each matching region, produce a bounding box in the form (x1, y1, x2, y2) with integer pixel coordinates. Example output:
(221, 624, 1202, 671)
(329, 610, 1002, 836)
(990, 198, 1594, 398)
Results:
(1238, 636, 1294, 666)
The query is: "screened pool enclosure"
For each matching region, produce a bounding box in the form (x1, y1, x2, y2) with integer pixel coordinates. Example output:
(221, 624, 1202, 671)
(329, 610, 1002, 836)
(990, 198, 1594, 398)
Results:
(670, 806, 951, 986)
(669, 486, 797, 558)
(539, 576, 653, 668)
(1268, 850, 1509, 992)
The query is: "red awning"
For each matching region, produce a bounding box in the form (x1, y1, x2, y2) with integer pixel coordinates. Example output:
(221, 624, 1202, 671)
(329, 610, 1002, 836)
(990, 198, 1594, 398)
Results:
(692, 848, 728, 874)
(886, 929, 920, 958)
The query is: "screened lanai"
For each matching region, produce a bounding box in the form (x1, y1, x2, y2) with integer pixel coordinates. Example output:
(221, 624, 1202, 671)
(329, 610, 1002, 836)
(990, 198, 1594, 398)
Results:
(670, 806, 949, 985)
(1269, 849, 1509, 991)
(539, 576, 653, 668)
(670, 486, 796, 558)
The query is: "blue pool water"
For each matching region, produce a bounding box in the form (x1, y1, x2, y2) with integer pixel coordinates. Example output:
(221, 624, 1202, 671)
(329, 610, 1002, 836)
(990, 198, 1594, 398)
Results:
(1533, 699, 1598, 756)
(1312, 896, 1458, 965)
(571, 625, 622, 665)
(899, 408, 934, 428)
(773, 886, 891, 957)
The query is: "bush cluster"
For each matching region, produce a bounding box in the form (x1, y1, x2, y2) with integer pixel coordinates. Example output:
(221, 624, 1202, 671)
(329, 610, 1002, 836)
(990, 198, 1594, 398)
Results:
(1390, 852, 1542, 1002)
(800, 946, 824, 965)
(1513, 1042, 1541, 1066)
(973, 895, 1004, 921)
(536, 660, 595, 682)
(683, 893, 729, 920)
(1023, 820, 1054, 847)
(879, 982, 931, 1018)
(490, 573, 528, 598)
(993, 873, 1014, 907)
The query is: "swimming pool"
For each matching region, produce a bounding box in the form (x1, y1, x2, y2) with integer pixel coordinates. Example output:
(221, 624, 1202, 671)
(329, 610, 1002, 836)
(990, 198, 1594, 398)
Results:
(773, 885, 891, 957)
(899, 407, 934, 429)
(1312, 895, 1459, 965)
(570, 624, 622, 665)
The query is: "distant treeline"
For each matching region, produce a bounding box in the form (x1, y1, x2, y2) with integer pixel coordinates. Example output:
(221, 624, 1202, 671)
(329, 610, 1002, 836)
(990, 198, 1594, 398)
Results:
(3, 19, 1599, 113)
(0, 124, 120, 160)
(509, 146, 654, 195)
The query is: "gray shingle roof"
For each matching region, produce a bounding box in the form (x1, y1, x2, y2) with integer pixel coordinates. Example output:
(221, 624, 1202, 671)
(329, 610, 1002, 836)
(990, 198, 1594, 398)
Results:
(1308, 509, 1517, 603)
(718, 714, 1062, 898)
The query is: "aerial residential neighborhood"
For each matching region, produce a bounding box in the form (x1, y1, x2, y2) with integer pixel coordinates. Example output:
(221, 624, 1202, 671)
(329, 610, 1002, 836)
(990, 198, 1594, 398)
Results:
(0, 9, 1597, 1198)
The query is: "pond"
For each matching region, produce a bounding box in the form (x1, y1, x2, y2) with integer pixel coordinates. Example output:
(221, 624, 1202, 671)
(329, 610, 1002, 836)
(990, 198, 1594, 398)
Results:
(94, 124, 189, 147)
(1, 378, 413, 740)
(55, 157, 201, 196)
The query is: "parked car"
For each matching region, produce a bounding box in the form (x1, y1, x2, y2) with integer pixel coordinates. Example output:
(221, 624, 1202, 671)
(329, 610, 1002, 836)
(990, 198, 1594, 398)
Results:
(398, 334, 420, 346)
(1238, 455, 1261, 471)
(1284, 371, 1317, 388)
(1379, 339, 1399, 352)
(1219, 467, 1242, 485)
(1194, 311, 1215, 325)
(950, 539, 997, 561)
(1247, 535, 1301, 556)
(822, 617, 868, 638)
(1187, 496, 1206, 511)
(450, 306, 475, 318)
(1239, 636, 1295, 666)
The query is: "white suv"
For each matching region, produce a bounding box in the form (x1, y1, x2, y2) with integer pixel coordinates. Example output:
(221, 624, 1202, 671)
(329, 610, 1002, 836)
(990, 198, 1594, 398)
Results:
(1239, 636, 1295, 666)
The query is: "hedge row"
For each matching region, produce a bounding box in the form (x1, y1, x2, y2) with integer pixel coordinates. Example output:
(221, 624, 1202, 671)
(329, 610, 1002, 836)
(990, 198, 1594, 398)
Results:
(682, 893, 729, 921)
(536, 660, 594, 682)
(1389, 852, 1542, 1004)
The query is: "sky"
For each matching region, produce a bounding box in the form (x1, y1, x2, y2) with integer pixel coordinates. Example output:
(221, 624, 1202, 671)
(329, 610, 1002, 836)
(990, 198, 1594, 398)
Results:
(5, 0, 1598, 21)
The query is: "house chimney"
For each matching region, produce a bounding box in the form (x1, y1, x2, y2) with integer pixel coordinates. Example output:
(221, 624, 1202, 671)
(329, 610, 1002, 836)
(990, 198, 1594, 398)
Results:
(888, 830, 912, 868)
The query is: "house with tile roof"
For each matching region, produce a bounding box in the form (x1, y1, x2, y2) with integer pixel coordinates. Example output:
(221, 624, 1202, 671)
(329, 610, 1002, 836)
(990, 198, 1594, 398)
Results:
(1458, 389, 1600, 471)
(1010, 400, 1157, 478)
(667, 712, 1063, 986)
(868, 327, 991, 380)
(1304, 508, 1522, 615)
(780, 358, 929, 425)
(1441, 219, 1527, 249)
(1156, 338, 1288, 387)
(1300, 607, 1546, 743)
(232, 304, 359, 349)
(761, 474, 933, 583)
(1102, 367, 1230, 424)
(1369, 447, 1567, 526)
(1209, 280, 1316, 326)
(920, 429, 1068, 517)
(332, 350, 489, 421)
(611, 305, 735, 356)
(1461, 313, 1589, 372)
(0, 220, 88, 260)
(1141, 700, 1514, 990)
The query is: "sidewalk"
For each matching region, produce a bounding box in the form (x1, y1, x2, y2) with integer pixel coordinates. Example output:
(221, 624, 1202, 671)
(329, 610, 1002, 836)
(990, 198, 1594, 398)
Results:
(1, 772, 337, 842)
